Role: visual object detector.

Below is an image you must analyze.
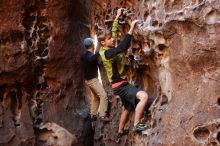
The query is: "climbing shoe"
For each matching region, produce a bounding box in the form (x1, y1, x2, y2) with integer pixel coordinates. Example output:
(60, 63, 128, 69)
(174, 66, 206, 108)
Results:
(132, 123, 147, 133)
(115, 129, 129, 143)
(100, 116, 112, 122)
(115, 133, 123, 143)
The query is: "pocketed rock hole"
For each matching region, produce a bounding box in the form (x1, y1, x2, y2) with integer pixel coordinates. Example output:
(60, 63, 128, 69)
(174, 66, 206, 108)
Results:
(158, 44, 167, 51)
(152, 20, 159, 27)
(206, 10, 218, 24)
(207, 142, 218, 146)
(161, 94, 168, 106)
(193, 127, 210, 141)
(217, 131, 220, 143)
(217, 97, 220, 106)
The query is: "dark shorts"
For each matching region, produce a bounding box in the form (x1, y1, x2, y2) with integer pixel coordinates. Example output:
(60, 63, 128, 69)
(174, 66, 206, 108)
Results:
(113, 82, 141, 111)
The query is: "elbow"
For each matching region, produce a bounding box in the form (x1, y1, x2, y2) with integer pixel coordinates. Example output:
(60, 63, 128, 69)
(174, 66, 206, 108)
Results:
(105, 55, 112, 60)
(105, 52, 114, 60)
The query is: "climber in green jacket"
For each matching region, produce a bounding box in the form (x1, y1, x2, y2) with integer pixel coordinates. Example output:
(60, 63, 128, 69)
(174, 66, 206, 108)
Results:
(98, 8, 149, 142)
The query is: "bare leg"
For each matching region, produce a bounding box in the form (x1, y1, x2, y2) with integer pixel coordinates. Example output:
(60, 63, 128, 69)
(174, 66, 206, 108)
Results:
(134, 91, 148, 126)
(118, 108, 129, 133)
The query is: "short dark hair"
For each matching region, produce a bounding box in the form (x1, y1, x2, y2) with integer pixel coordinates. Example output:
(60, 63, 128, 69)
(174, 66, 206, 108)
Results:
(85, 44, 93, 49)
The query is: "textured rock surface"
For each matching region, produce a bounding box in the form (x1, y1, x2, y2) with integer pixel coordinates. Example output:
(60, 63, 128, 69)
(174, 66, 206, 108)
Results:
(37, 122, 77, 146)
(0, 0, 91, 145)
(90, 0, 220, 146)
(1, 0, 220, 146)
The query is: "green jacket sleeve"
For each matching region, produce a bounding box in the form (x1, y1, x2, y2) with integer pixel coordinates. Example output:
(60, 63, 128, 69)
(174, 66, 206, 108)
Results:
(111, 19, 119, 39)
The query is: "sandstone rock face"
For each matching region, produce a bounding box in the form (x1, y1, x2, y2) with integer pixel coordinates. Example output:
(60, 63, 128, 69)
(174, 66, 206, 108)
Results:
(37, 122, 77, 146)
(0, 0, 91, 145)
(1, 0, 220, 146)
(90, 0, 220, 146)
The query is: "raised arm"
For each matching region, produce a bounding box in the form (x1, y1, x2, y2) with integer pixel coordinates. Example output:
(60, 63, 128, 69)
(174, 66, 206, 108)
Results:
(105, 34, 132, 59)
(105, 20, 140, 59)
(112, 8, 124, 38)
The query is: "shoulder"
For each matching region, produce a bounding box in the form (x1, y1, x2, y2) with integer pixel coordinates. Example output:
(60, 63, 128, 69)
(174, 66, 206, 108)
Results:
(99, 47, 106, 54)
(99, 47, 107, 60)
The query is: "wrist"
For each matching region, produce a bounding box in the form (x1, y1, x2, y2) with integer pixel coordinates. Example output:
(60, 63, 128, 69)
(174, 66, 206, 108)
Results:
(128, 27, 134, 34)
(128, 30, 132, 35)
(114, 19, 119, 22)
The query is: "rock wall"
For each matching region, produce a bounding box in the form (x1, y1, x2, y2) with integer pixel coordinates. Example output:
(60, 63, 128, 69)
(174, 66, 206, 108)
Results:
(0, 0, 91, 145)
(90, 0, 220, 146)
(1, 0, 220, 146)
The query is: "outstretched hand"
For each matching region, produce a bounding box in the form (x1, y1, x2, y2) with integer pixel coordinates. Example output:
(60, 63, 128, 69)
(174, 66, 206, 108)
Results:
(128, 19, 140, 35)
(116, 8, 126, 19)
(130, 19, 140, 28)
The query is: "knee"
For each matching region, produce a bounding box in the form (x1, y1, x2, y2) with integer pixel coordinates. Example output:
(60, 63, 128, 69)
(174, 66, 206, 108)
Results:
(139, 91, 148, 102)
(143, 94, 148, 103)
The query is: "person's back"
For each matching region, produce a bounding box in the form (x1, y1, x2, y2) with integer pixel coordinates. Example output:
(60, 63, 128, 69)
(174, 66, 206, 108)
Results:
(81, 37, 112, 122)
(82, 50, 99, 80)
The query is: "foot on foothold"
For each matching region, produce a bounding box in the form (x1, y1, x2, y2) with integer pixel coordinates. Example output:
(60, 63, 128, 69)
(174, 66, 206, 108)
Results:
(133, 123, 147, 133)
(100, 116, 112, 122)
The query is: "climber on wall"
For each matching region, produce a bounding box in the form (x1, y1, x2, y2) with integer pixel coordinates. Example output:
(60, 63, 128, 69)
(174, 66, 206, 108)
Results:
(81, 37, 112, 122)
(98, 8, 149, 142)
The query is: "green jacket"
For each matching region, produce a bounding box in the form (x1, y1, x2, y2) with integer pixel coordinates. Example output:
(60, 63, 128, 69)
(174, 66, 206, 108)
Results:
(99, 19, 132, 83)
